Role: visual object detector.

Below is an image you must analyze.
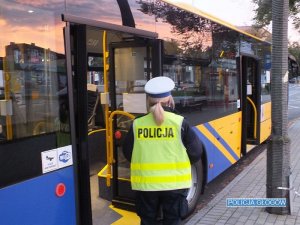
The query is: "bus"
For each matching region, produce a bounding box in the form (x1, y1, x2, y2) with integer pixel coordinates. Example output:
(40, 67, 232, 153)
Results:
(0, 0, 272, 224)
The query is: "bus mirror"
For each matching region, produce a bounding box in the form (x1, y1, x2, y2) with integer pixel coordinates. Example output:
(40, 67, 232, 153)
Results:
(0, 99, 13, 116)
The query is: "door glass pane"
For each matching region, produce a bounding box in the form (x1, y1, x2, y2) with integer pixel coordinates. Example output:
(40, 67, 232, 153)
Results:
(245, 58, 257, 139)
(113, 46, 150, 197)
(114, 46, 149, 111)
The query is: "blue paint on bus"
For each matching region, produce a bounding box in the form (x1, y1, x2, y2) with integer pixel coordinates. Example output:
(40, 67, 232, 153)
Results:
(193, 126, 232, 182)
(0, 166, 77, 225)
(204, 123, 240, 160)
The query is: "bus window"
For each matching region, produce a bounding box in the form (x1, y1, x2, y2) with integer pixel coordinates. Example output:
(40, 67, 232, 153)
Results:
(1, 43, 69, 144)
(150, 3, 240, 125)
(210, 23, 240, 116)
(149, 3, 211, 125)
(0, 2, 70, 146)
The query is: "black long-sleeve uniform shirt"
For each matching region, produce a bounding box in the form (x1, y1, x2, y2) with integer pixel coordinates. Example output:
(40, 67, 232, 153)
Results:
(122, 109, 203, 164)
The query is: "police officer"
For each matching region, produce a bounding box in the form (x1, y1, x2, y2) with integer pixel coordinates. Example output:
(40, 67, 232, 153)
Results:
(123, 76, 203, 225)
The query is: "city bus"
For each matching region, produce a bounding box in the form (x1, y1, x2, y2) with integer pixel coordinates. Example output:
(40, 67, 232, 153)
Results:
(0, 0, 272, 224)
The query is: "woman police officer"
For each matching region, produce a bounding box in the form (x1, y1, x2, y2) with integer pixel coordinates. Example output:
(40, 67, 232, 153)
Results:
(122, 76, 203, 225)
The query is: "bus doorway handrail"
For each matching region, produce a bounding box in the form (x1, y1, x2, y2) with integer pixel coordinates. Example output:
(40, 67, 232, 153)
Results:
(106, 110, 135, 186)
(246, 97, 257, 139)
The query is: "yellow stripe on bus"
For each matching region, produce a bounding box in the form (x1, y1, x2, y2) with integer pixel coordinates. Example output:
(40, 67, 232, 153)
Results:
(198, 125, 237, 164)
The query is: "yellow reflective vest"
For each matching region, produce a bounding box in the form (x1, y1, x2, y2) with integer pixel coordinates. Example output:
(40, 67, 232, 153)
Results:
(131, 111, 192, 191)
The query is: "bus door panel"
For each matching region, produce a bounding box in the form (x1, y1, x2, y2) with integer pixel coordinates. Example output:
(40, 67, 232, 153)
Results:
(240, 56, 261, 155)
(0, 139, 77, 225)
(109, 39, 162, 209)
(64, 23, 94, 225)
(0, 23, 78, 225)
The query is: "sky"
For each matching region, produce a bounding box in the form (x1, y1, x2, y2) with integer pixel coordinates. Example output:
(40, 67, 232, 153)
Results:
(176, 0, 300, 44)
(192, 0, 256, 26)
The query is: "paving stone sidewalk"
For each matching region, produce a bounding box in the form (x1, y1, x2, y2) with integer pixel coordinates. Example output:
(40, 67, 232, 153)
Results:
(185, 119, 300, 225)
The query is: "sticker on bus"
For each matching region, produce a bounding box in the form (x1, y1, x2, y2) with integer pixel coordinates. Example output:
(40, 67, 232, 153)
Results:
(41, 145, 73, 174)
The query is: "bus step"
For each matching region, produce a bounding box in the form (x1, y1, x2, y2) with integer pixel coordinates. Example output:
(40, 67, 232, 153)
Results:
(247, 138, 258, 145)
(112, 198, 136, 212)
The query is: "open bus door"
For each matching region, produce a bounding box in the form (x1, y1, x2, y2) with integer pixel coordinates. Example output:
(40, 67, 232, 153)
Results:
(63, 14, 202, 221)
(240, 55, 261, 155)
(62, 14, 160, 223)
(102, 39, 164, 210)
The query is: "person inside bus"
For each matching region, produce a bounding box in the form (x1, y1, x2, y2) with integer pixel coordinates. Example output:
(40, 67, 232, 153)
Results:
(122, 76, 203, 225)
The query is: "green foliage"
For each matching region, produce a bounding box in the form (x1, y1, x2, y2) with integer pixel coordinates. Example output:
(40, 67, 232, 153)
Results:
(252, 0, 300, 30)
(252, 0, 272, 27)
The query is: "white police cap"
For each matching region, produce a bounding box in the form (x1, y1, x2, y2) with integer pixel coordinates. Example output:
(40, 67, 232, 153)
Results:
(144, 76, 175, 98)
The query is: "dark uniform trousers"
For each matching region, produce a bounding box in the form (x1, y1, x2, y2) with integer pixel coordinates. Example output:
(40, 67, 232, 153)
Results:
(135, 189, 188, 225)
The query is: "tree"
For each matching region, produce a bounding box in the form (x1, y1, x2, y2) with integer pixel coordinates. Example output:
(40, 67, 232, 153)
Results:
(266, 0, 291, 215)
(252, 0, 300, 31)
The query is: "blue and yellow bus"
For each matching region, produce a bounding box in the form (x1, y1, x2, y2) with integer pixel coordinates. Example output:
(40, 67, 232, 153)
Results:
(0, 0, 271, 224)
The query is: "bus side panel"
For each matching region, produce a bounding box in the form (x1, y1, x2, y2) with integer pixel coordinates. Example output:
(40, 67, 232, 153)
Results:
(194, 112, 242, 183)
(0, 166, 77, 225)
(208, 112, 242, 158)
(260, 102, 272, 143)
